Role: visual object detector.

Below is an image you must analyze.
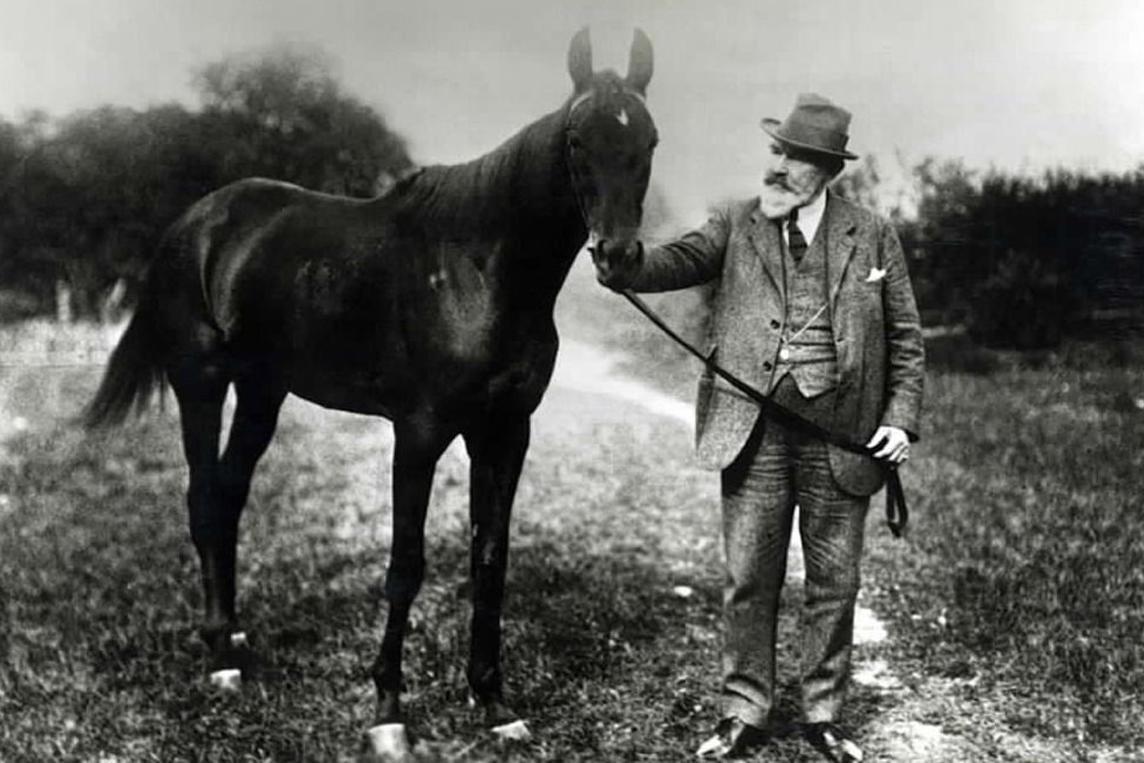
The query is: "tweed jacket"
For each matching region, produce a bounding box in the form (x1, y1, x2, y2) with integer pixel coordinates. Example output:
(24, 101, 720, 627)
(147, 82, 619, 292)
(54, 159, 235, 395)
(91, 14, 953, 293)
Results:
(599, 191, 924, 496)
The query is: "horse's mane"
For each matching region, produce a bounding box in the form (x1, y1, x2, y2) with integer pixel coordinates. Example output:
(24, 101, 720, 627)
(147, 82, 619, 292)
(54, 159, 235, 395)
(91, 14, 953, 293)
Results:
(388, 106, 571, 236)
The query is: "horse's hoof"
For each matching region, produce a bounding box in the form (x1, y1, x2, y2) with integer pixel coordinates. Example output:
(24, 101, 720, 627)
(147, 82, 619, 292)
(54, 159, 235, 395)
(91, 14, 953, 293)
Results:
(365, 723, 413, 761)
(230, 631, 248, 648)
(492, 719, 531, 741)
(208, 668, 242, 691)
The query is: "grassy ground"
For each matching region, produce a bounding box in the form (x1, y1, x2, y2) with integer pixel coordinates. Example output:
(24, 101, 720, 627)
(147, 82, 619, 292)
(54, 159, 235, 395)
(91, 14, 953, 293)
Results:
(864, 334, 1144, 753)
(2, 261, 1142, 760)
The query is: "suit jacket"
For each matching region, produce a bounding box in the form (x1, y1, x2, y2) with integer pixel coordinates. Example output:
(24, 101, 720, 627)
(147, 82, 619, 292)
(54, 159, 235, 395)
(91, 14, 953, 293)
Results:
(599, 191, 924, 496)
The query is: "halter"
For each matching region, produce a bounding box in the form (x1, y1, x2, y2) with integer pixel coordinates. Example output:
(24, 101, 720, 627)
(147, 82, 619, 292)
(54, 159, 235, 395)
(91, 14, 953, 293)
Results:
(563, 92, 596, 237)
(568, 87, 646, 116)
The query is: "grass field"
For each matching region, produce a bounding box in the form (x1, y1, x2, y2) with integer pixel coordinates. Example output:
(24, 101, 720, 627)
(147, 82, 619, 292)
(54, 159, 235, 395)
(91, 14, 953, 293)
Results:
(2, 260, 1142, 761)
(867, 334, 1144, 752)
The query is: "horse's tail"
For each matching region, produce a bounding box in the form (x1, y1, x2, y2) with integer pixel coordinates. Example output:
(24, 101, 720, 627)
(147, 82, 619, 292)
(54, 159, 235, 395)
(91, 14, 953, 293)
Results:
(82, 288, 167, 430)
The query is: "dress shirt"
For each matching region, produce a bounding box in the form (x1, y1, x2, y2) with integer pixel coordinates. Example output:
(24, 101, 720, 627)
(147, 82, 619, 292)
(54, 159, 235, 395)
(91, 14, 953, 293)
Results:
(782, 189, 827, 247)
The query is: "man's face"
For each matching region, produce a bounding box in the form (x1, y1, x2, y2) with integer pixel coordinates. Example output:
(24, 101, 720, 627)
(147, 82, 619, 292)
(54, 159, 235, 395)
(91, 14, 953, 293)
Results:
(761, 140, 833, 207)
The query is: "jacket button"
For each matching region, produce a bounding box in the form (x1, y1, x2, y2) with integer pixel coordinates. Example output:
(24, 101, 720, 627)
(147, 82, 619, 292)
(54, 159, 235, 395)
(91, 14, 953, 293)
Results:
(770, 319, 780, 329)
(763, 361, 773, 371)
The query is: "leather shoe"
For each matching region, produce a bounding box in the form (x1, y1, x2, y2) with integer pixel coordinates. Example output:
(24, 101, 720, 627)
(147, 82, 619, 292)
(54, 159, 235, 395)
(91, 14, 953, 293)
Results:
(695, 717, 767, 759)
(804, 722, 863, 762)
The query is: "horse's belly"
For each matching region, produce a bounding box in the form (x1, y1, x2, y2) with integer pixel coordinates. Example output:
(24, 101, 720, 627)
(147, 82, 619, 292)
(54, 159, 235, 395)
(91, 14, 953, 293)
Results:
(286, 359, 402, 417)
(288, 383, 394, 418)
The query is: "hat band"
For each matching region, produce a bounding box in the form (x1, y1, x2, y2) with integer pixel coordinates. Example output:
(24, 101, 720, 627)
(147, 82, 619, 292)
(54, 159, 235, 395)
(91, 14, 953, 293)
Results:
(775, 120, 850, 153)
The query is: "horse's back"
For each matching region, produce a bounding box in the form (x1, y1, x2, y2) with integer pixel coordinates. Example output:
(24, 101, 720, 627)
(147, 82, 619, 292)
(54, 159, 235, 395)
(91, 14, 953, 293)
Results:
(160, 179, 370, 339)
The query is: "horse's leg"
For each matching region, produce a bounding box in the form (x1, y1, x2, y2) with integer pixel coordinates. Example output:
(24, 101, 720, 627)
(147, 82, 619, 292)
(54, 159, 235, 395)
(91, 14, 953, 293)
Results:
(463, 414, 530, 737)
(369, 417, 450, 739)
(169, 355, 233, 676)
(206, 372, 287, 679)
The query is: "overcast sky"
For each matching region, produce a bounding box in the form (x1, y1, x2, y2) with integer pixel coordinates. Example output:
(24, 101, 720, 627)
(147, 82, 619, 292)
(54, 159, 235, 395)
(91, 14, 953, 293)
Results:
(2, 0, 1141, 220)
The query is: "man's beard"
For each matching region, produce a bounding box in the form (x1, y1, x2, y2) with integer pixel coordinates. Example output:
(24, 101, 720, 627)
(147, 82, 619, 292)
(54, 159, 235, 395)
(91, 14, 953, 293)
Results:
(759, 175, 820, 220)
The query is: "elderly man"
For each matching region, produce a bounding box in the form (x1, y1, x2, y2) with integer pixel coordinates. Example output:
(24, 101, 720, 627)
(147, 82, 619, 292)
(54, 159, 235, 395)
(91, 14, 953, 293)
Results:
(593, 93, 924, 761)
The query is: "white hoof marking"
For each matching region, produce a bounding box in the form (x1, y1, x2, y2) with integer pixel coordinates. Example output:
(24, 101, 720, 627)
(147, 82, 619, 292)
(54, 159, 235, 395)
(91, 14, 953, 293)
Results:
(492, 719, 531, 741)
(229, 631, 248, 648)
(367, 723, 412, 759)
(208, 668, 242, 691)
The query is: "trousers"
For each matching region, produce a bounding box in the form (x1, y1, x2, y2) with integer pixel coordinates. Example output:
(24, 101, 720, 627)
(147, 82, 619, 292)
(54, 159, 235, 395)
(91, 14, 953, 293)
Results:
(719, 376, 869, 726)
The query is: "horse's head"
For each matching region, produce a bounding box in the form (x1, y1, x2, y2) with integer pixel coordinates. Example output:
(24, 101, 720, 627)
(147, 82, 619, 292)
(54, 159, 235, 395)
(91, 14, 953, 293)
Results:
(565, 27, 657, 264)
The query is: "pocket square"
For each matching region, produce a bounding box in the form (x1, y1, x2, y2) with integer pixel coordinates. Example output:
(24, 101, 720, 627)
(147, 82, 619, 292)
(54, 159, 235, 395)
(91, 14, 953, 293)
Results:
(865, 267, 887, 283)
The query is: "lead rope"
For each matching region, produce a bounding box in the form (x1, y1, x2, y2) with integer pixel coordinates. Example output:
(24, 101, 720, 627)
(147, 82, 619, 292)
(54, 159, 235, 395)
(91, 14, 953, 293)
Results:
(616, 287, 909, 538)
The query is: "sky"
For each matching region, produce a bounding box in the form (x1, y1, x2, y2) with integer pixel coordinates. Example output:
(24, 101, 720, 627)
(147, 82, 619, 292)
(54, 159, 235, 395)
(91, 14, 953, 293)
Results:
(2, 0, 1142, 221)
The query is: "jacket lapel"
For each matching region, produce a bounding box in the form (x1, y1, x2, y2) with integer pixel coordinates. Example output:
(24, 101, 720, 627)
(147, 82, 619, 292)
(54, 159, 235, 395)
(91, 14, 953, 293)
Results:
(824, 192, 858, 308)
(747, 203, 785, 300)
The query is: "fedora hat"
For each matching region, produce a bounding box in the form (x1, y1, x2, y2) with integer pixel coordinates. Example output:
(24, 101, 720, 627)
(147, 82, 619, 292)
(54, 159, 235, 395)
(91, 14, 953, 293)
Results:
(761, 93, 858, 160)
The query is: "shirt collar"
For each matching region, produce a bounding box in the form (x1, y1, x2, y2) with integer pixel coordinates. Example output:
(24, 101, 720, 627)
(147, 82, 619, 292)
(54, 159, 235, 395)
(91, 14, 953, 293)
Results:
(793, 189, 828, 244)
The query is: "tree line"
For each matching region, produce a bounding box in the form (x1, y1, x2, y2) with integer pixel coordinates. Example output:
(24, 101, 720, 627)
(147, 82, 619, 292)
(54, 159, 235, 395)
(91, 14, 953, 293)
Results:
(0, 45, 413, 321)
(837, 157, 1144, 348)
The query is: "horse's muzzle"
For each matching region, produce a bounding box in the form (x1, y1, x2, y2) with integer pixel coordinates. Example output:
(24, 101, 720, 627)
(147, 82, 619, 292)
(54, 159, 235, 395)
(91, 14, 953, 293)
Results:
(592, 237, 642, 268)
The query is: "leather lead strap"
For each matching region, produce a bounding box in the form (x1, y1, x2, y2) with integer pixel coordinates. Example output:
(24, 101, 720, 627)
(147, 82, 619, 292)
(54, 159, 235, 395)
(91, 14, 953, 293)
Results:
(619, 288, 908, 537)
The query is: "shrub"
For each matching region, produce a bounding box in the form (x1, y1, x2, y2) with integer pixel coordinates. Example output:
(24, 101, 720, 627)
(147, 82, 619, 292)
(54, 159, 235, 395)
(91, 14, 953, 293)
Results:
(967, 249, 1080, 349)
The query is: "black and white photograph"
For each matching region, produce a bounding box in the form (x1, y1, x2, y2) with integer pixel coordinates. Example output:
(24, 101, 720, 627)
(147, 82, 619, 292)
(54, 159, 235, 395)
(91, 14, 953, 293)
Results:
(1, 1, 1141, 760)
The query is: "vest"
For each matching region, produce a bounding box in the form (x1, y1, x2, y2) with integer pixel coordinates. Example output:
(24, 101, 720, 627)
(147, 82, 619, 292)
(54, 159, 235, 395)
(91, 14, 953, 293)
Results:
(768, 219, 838, 399)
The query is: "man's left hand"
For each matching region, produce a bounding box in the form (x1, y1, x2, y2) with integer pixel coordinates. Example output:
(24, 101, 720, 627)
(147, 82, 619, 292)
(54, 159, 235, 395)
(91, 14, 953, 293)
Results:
(867, 426, 910, 465)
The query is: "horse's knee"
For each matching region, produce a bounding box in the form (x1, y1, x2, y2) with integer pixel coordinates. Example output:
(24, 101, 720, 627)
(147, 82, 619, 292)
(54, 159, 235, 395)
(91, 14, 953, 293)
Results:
(383, 555, 426, 603)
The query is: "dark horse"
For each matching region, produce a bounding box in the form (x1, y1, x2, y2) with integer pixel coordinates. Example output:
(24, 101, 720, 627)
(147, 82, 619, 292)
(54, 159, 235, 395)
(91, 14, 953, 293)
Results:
(84, 27, 656, 755)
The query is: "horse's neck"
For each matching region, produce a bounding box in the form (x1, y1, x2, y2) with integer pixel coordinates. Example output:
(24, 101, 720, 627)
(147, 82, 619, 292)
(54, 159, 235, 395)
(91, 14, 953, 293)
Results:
(501, 110, 587, 301)
(426, 108, 586, 305)
(466, 108, 582, 236)
(507, 111, 581, 227)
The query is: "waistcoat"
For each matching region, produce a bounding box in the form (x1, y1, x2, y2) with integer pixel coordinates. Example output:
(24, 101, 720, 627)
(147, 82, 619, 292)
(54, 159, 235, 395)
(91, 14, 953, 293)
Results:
(768, 221, 838, 398)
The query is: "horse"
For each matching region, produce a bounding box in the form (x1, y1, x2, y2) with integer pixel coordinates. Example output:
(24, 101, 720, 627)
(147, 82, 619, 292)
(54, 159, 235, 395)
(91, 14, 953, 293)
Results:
(83, 26, 657, 756)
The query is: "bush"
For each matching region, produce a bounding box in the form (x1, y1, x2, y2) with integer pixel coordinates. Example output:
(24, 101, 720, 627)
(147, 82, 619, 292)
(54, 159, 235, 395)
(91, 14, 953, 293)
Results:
(967, 249, 1080, 349)
(903, 162, 1144, 346)
(0, 44, 412, 322)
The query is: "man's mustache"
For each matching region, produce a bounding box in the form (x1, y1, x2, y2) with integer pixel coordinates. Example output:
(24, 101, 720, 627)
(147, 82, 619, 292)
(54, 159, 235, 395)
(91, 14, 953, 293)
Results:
(764, 174, 793, 191)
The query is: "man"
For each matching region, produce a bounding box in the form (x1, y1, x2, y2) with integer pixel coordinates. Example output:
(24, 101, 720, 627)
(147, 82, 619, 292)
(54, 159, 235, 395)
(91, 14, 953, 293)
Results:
(593, 93, 924, 761)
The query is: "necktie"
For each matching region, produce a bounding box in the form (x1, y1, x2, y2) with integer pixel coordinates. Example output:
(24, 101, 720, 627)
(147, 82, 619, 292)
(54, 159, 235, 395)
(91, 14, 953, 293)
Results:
(787, 209, 807, 263)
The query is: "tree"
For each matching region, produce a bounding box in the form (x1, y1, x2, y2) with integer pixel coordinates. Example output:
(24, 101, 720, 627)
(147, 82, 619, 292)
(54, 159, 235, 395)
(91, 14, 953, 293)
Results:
(0, 44, 414, 320)
(832, 155, 883, 213)
(194, 43, 413, 196)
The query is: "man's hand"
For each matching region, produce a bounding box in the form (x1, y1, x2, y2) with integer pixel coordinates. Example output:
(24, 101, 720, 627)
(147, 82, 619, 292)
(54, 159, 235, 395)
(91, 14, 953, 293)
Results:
(590, 239, 642, 288)
(866, 426, 910, 465)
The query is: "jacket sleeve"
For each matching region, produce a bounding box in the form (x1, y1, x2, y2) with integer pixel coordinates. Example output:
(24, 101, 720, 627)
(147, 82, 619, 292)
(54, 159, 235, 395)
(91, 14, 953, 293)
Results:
(878, 220, 925, 440)
(594, 206, 730, 293)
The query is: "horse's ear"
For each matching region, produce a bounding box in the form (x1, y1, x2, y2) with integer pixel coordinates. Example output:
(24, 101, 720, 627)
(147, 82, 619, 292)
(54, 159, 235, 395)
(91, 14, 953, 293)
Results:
(626, 28, 654, 94)
(568, 26, 593, 93)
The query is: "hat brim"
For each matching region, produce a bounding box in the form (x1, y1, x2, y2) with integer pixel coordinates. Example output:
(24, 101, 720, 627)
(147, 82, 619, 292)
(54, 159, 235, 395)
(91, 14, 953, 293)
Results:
(760, 118, 859, 160)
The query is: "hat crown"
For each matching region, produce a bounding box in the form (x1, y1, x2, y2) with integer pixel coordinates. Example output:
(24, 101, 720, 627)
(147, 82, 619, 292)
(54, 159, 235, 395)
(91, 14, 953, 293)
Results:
(789, 92, 851, 133)
(760, 92, 857, 160)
